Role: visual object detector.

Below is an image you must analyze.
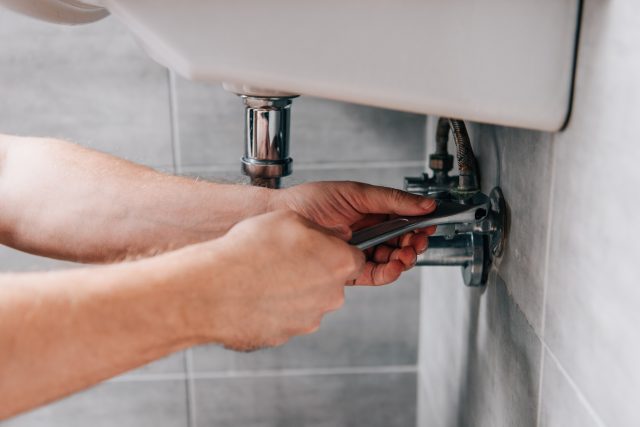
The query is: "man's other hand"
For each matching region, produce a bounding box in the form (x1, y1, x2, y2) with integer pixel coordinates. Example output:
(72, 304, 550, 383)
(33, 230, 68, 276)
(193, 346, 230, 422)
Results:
(191, 210, 366, 351)
(270, 182, 437, 286)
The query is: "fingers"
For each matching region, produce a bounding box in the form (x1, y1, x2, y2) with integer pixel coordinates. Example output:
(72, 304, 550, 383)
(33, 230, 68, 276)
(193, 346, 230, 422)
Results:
(351, 183, 436, 216)
(348, 230, 432, 286)
(371, 244, 417, 270)
(388, 231, 428, 254)
(414, 225, 437, 236)
(352, 260, 405, 286)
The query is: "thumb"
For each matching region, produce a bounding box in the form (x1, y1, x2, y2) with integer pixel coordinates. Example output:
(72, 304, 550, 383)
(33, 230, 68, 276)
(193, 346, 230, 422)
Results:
(357, 184, 436, 216)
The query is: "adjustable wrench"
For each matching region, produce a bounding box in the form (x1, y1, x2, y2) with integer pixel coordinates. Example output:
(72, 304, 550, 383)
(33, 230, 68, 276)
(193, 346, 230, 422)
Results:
(349, 199, 490, 250)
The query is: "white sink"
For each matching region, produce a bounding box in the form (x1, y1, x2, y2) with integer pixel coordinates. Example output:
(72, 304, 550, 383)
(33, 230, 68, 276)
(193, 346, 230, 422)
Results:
(2, 0, 581, 131)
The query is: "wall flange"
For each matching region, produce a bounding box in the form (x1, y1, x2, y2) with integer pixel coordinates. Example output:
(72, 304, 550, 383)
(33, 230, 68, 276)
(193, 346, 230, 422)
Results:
(411, 186, 507, 287)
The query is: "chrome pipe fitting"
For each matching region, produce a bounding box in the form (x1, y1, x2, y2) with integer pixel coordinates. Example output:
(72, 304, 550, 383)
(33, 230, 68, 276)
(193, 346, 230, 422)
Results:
(417, 232, 488, 287)
(241, 95, 297, 188)
(417, 235, 475, 266)
(405, 118, 507, 287)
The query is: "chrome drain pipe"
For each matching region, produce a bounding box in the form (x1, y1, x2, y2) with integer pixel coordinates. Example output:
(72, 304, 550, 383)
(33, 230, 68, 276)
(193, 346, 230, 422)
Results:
(240, 95, 297, 188)
(223, 83, 298, 189)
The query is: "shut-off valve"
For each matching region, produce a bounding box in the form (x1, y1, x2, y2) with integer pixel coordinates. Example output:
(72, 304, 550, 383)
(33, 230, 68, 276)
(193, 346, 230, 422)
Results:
(350, 118, 507, 286)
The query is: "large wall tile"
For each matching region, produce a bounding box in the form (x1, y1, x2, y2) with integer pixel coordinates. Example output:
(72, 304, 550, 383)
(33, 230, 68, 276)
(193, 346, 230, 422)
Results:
(173, 78, 244, 168)
(289, 165, 424, 189)
(543, 1, 640, 425)
(417, 268, 471, 427)
(193, 269, 420, 371)
(292, 97, 426, 164)
(471, 123, 553, 335)
(0, 11, 173, 168)
(418, 269, 541, 427)
(175, 76, 426, 169)
(539, 349, 603, 427)
(3, 380, 188, 427)
(194, 372, 416, 427)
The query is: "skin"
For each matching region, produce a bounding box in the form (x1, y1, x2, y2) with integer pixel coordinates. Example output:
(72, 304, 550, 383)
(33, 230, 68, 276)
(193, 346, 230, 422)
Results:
(0, 134, 436, 419)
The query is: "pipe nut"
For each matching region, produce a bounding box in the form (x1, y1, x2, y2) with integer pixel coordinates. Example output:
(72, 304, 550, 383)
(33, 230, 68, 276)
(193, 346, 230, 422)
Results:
(429, 153, 454, 172)
(241, 157, 292, 179)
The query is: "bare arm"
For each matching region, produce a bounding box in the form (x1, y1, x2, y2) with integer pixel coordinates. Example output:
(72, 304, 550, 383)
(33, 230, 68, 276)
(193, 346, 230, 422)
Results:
(0, 134, 271, 262)
(0, 211, 365, 419)
(0, 134, 435, 281)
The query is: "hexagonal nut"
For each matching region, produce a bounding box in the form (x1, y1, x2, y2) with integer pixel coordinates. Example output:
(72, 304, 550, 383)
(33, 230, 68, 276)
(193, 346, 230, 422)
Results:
(429, 154, 454, 171)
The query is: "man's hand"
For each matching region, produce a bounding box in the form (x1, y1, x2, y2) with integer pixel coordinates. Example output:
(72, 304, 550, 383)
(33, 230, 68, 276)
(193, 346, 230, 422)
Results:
(186, 210, 365, 351)
(270, 182, 436, 285)
(0, 209, 365, 417)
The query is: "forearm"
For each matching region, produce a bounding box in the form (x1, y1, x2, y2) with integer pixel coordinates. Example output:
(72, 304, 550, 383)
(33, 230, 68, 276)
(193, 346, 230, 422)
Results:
(0, 134, 272, 262)
(0, 244, 217, 419)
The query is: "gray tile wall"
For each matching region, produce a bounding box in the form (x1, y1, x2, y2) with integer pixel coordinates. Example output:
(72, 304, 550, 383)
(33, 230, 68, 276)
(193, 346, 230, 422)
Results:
(418, 0, 640, 426)
(0, 8, 426, 427)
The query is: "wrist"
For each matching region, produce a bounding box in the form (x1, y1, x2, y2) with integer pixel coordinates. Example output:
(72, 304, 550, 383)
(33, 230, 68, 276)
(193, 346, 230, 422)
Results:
(265, 186, 290, 212)
(150, 239, 233, 346)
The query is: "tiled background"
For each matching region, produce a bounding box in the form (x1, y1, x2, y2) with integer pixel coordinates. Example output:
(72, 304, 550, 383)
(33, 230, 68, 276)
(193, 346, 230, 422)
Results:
(2, 0, 639, 426)
(0, 7, 425, 427)
(418, 1, 640, 426)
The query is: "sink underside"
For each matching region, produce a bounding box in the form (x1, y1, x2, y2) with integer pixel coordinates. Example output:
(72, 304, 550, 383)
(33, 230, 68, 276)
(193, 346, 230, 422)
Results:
(82, 0, 582, 130)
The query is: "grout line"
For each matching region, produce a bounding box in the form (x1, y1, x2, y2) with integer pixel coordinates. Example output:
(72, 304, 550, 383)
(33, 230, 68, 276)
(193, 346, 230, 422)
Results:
(109, 364, 417, 383)
(110, 372, 188, 382)
(541, 343, 608, 427)
(177, 160, 426, 175)
(167, 68, 191, 427)
(184, 349, 197, 427)
(535, 133, 558, 427)
(535, 341, 548, 427)
(167, 69, 183, 175)
(193, 365, 418, 379)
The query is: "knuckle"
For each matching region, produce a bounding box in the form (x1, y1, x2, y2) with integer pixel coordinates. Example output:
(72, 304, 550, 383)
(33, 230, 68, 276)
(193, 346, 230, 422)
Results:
(389, 188, 407, 204)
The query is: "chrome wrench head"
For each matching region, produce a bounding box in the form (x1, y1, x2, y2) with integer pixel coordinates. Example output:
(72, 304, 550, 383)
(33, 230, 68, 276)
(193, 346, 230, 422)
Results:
(349, 197, 491, 250)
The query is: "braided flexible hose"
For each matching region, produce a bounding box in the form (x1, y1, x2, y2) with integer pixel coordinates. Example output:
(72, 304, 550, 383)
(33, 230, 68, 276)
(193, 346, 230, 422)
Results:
(448, 119, 479, 192)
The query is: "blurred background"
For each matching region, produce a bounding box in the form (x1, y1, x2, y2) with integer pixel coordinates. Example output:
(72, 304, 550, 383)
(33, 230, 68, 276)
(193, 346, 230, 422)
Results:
(1, 0, 639, 426)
